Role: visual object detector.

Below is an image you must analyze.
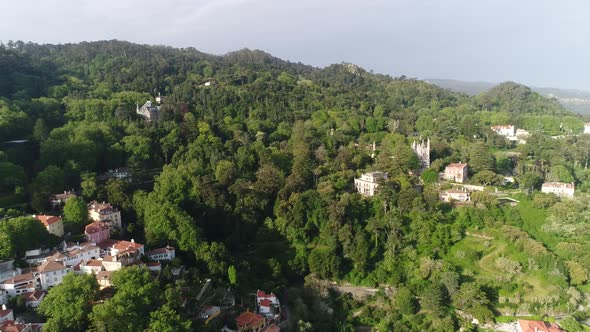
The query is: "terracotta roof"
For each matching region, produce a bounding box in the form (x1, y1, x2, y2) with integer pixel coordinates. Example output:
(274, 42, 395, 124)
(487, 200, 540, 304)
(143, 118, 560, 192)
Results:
(98, 239, 143, 251)
(38, 260, 66, 273)
(22, 290, 45, 302)
(446, 163, 468, 169)
(146, 262, 161, 267)
(0, 309, 12, 318)
(85, 259, 103, 267)
(542, 182, 574, 189)
(146, 246, 175, 256)
(259, 299, 272, 307)
(85, 221, 110, 234)
(235, 311, 264, 327)
(444, 189, 469, 194)
(518, 320, 563, 332)
(256, 290, 277, 300)
(50, 191, 76, 200)
(264, 324, 281, 332)
(1, 273, 34, 285)
(491, 125, 514, 130)
(88, 201, 119, 214)
(35, 215, 62, 227)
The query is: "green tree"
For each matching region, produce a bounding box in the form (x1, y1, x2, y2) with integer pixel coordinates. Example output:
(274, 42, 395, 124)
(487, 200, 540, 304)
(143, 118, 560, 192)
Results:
(63, 197, 88, 224)
(147, 305, 191, 332)
(38, 273, 99, 332)
(420, 169, 439, 185)
(228, 265, 238, 286)
(90, 267, 161, 332)
(395, 286, 417, 315)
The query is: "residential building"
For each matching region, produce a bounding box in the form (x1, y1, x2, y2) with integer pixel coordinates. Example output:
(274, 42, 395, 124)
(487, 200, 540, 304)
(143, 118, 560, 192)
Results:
(34, 215, 64, 237)
(517, 319, 563, 332)
(0, 291, 6, 306)
(491, 125, 515, 137)
(256, 290, 280, 317)
(146, 246, 175, 261)
(49, 190, 76, 208)
(541, 182, 575, 198)
(412, 138, 430, 172)
(0, 307, 13, 324)
(354, 171, 388, 196)
(0, 320, 44, 332)
(0, 273, 36, 297)
(22, 290, 45, 308)
(88, 201, 122, 229)
(50, 242, 101, 267)
(79, 260, 104, 275)
(98, 168, 131, 182)
(96, 271, 112, 289)
(136, 101, 160, 121)
(85, 221, 110, 244)
(444, 163, 468, 183)
(98, 239, 144, 271)
(37, 260, 72, 290)
(235, 311, 265, 332)
(24, 249, 53, 266)
(440, 189, 470, 203)
(146, 262, 161, 272)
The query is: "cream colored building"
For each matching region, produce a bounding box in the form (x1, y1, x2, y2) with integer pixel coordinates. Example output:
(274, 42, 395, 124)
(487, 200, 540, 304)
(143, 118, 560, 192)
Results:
(88, 201, 122, 229)
(354, 171, 388, 196)
(35, 215, 64, 237)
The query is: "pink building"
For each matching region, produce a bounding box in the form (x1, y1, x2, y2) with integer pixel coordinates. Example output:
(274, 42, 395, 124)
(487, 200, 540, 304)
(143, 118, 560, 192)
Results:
(444, 163, 469, 183)
(85, 221, 111, 244)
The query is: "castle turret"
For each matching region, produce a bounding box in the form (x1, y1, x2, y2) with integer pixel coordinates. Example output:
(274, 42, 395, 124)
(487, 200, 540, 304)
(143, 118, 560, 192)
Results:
(412, 138, 430, 173)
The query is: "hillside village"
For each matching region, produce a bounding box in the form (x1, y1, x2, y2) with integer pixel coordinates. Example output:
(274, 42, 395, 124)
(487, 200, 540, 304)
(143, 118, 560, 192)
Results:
(4, 41, 590, 331)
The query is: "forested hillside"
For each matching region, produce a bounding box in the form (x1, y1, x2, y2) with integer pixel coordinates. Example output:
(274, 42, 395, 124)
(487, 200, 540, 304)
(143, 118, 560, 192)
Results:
(2, 40, 590, 331)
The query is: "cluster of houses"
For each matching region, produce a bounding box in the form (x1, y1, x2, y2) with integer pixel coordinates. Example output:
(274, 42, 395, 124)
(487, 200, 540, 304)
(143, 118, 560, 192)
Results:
(234, 290, 281, 332)
(354, 136, 577, 202)
(0, 198, 176, 329)
(490, 125, 530, 144)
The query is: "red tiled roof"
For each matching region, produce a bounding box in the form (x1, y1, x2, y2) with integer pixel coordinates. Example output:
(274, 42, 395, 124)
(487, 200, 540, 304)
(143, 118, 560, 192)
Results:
(446, 163, 468, 169)
(264, 324, 281, 332)
(35, 215, 62, 227)
(22, 290, 45, 302)
(85, 259, 103, 267)
(235, 311, 264, 327)
(146, 246, 175, 256)
(259, 299, 272, 307)
(37, 260, 66, 273)
(518, 320, 563, 332)
(542, 182, 574, 189)
(85, 221, 110, 234)
(1, 273, 34, 285)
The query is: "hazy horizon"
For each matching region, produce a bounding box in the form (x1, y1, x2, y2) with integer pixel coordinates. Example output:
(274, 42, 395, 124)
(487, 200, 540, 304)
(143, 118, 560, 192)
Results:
(1, 0, 589, 90)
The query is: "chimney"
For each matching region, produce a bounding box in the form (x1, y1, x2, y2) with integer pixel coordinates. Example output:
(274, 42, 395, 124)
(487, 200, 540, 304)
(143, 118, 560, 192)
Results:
(1, 304, 6, 310)
(131, 239, 134, 243)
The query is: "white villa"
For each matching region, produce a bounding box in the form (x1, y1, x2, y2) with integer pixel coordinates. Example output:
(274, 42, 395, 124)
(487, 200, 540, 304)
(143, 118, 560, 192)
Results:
(541, 182, 575, 198)
(354, 171, 388, 196)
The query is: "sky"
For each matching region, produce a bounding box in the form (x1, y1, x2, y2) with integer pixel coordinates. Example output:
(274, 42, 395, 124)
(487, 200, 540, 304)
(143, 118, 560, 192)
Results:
(0, 0, 589, 90)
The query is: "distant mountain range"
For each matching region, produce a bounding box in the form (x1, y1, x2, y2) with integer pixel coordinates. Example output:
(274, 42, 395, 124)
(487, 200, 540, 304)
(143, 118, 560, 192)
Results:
(426, 79, 590, 115)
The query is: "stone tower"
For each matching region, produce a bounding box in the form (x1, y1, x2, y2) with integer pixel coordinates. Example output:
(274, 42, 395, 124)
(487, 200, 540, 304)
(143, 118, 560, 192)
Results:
(412, 138, 430, 173)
